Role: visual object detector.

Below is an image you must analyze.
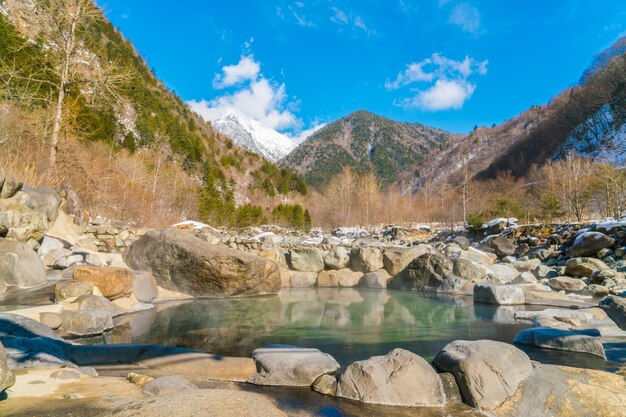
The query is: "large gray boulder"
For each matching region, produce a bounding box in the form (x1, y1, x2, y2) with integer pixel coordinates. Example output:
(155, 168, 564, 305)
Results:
(54, 280, 94, 302)
(513, 327, 606, 358)
(248, 345, 340, 387)
(514, 307, 625, 337)
(474, 284, 525, 305)
(351, 247, 384, 273)
(288, 247, 324, 272)
(571, 232, 615, 257)
(336, 348, 445, 407)
(388, 253, 453, 291)
(77, 294, 125, 318)
(0, 200, 49, 242)
(323, 246, 351, 270)
(482, 235, 516, 257)
(565, 257, 611, 278)
(493, 363, 626, 417)
(132, 270, 159, 303)
(433, 340, 532, 410)
(599, 295, 626, 329)
(143, 376, 198, 397)
(60, 310, 113, 337)
(382, 245, 435, 276)
(0, 341, 15, 394)
(0, 238, 47, 289)
(20, 186, 61, 222)
(453, 258, 487, 281)
(0, 174, 22, 199)
(124, 228, 281, 297)
(548, 276, 587, 292)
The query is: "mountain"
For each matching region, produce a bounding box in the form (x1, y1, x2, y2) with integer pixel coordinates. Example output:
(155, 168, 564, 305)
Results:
(0, 0, 307, 227)
(281, 110, 454, 189)
(212, 112, 296, 162)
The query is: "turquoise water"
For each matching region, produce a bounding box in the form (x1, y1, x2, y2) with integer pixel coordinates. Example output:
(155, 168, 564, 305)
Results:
(117, 288, 542, 365)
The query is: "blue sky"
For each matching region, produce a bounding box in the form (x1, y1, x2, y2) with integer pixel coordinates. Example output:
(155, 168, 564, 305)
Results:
(98, 0, 626, 139)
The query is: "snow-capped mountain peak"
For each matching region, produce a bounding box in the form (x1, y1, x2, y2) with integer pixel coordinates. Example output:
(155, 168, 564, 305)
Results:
(212, 112, 297, 162)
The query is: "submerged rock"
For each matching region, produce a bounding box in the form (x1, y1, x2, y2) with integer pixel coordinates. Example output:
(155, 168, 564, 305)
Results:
(433, 340, 532, 410)
(248, 345, 340, 387)
(336, 348, 445, 407)
(124, 228, 281, 297)
(513, 327, 606, 358)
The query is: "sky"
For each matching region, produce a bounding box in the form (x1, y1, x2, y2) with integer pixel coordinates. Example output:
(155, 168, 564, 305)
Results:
(98, 0, 626, 140)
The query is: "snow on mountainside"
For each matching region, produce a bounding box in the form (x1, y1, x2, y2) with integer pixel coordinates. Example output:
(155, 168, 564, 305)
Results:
(212, 112, 297, 162)
(555, 104, 626, 167)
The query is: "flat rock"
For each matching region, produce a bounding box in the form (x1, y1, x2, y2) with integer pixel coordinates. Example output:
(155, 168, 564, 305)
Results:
(433, 340, 532, 410)
(248, 345, 340, 387)
(124, 228, 281, 296)
(548, 276, 587, 292)
(107, 389, 287, 417)
(143, 375, 198, 396)
(474, 284, 525, 305)
(493, 363, 626, 417)
(73, 266, 133, 300)
(336, 348, 445, 407)
(514, 307, 626, 337)
(513, 327, 606, 358)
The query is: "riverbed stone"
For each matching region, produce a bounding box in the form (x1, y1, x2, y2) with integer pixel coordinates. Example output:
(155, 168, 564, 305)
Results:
(0, 175, 21, 199)
(124, 228, 281, 296)
(453, 258, 487, 282)
(73, 266, 133, 300)
(599, 295, 626, 329)
(312, 374, 337, 396)
(486, 263, 520, 283)
(61, 310, 113, 337)
(131, 270, 159, 303)
(388, 253, 453, 291)
(433, 340, 532, 410)
(482, 235, 516, 257)
(358, 269, 390, 289)
(0, 239, 47, 289)
(248, 345, 340, 387)
(382, 245, 433, 276)
(351, 247, 384, 273)
(514, 307, 625, 337)
(288, 271, 318, 287)
(513, 327, 606, 358)
(39, 312, 63, 330)
(288, 247, 324, 272)
(336, 348, 445, 407)
(323, 246, 351, 270)
(493, 363, 626, 417)
(143, 376, 198, 397)
(565, 257, 611, 278)
(317, 269, 363, 287)
(54, 280, 94, 302)
(0, 341, 15, 394)
(77, 294, 125, 318)
(0, 200, 48, 242)
(548, 276, 587, 292)
(474, 284, 525, 305)
(106, 389, 287, 417)
(20, 186, 61, 223)
(571, 232, 615, 257)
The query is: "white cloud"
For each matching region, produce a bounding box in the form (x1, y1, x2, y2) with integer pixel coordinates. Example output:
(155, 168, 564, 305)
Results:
(212, 55, 260, 89)
(289, 121, 327, 143)
(189, 54, 324, 140)
(448, 3, 482, 34)
(330, 6, 349, 25)
(387, 53, 487, 111)
(329, 6, 375, 35)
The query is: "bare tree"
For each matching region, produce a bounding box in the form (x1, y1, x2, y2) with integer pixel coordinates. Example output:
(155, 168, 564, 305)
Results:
(324, 166, 357, 226)
(356, 172, 381, 226)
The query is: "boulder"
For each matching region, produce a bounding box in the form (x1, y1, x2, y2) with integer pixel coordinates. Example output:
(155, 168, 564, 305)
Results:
(54, 280, 94, 302)
(323, 246, 351, 270)
(511, 272, 537, 284)
(73, 266, 133, 300)
(288, 271, 318, 287)
(514, 308, 625, 337)
(317, 269, 362, 287)
(288, 247, 324, 272)
(453, 258, 487, 281)
(382, 245, 434, 276)
(493, 363, 626, 417)
(474, 284, 525, 305)
(548, 276, 587, 292)
(358, 269, 390, 289)
(312, 374, 337, 396)
(61, 310, 113, 337)
(20, 186, 61, 222)
(433, 340, 532, 410)
(565, 257, 611, 278)
(482, 235, 516, 257)
(0, 239, 47, 289)
(599, 295, 626, 329)
(388, 253, 453, 291)
(336, 348, 445, 407)
(513, 327, 606, 358)
(0, 200, 48, 242)
(457, 247, 497, 265)
(453, 236, 470, 250)
(106, 389, 287, 417)
(0, 313, 66, 341)
(571, 232, 615, 257)
(131, 270, 159, 303)
(0, 174, 22, 199)
(39, 312, 63, 330)
(351, 247, 384, 273)
(143, 375, 198, 396)
(124, 228, 281, 296)
(485, 263, 520, 283)
(77, 294, 125, 317)
(248, 345, 340, 387)
(0, 341, 15, 394)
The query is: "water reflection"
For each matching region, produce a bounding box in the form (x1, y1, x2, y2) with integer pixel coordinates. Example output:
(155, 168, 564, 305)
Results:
(121, 288, 534, 365)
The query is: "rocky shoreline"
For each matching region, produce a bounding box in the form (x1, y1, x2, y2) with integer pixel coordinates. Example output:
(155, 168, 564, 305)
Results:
(1, 169, 626, 416)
